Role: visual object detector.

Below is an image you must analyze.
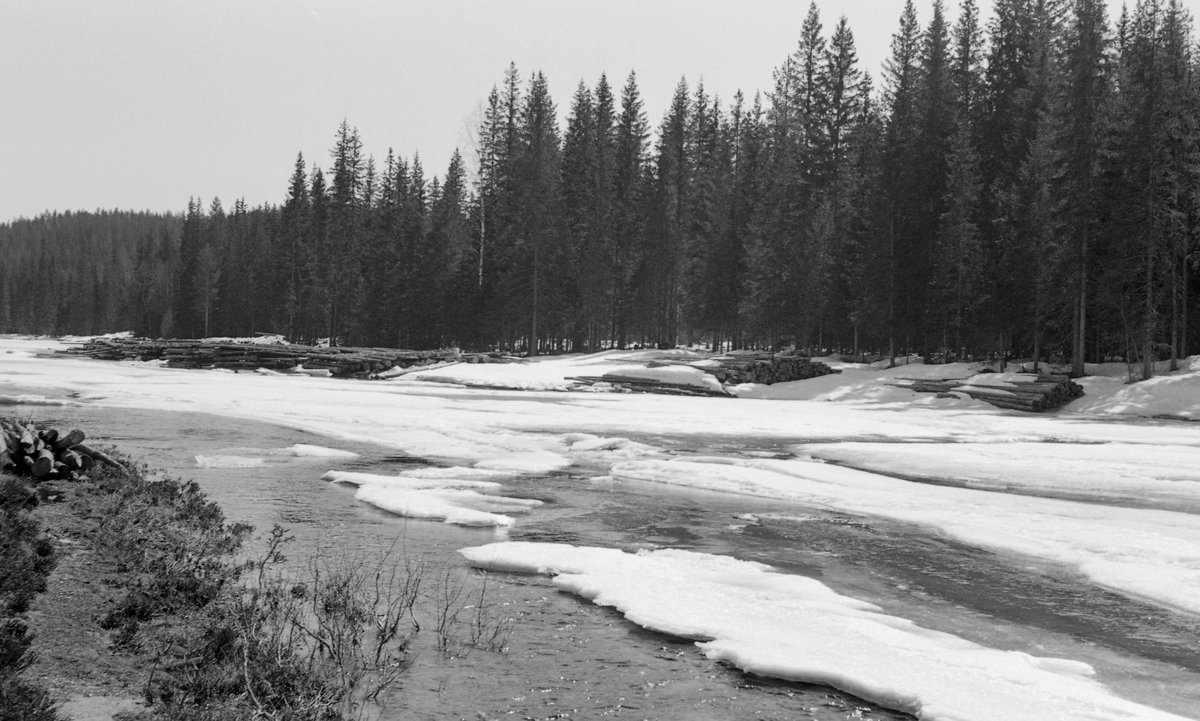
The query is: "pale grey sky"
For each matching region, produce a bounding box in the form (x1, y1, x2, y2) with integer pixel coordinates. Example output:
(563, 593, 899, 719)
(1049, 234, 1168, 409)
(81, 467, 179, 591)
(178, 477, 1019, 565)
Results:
(1, 1, 1192, 223)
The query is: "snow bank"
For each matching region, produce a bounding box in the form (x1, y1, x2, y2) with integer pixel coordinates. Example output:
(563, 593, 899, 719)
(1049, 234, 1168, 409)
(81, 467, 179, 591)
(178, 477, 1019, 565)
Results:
(801, 441, 1200, 500)
(1070, 367, 1200, 419)
(322, 468, 542, 527)
(402, 349, 722, 393)
(461, 541, 1186, 721)
(730, 361, 986, 405)
(279, 443, 359, 459)
(610, 457, 1200, 616)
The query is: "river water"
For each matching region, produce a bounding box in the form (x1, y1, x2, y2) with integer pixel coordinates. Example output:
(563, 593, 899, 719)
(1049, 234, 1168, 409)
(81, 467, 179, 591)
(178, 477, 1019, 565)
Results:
(19, 398, 1200, 721)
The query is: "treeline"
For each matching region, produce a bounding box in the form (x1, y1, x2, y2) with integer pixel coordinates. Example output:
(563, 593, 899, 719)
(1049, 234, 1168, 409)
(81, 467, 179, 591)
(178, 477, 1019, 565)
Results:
(2, 0, 1200, 377)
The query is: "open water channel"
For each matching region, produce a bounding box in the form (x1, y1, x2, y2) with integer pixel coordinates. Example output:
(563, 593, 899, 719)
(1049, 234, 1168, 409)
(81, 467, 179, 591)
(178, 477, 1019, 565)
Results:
(14, 393, 1200, 720)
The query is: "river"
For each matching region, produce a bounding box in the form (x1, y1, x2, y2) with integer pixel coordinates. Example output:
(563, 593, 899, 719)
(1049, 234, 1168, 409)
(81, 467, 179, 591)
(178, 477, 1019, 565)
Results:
(12, 392, 1200, 720)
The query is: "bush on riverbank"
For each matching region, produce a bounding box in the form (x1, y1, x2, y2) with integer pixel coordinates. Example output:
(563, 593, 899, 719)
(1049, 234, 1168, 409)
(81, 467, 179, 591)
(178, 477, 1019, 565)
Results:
(0, 472, 63, 721)
(81, 449, 423, 720)
(10, 420, 513, 720)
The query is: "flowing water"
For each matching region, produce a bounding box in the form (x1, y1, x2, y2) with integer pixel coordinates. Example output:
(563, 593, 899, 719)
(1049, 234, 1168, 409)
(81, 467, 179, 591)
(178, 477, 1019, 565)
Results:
(19, 398, 1200, 720)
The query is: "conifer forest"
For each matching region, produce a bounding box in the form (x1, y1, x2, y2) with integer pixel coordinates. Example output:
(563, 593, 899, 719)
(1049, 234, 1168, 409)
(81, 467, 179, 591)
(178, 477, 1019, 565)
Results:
(3, 0, 1200, 378)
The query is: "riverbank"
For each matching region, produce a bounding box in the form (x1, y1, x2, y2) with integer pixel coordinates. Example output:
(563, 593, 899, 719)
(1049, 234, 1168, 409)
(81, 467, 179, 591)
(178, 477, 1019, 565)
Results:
(11, 425, 407, 721)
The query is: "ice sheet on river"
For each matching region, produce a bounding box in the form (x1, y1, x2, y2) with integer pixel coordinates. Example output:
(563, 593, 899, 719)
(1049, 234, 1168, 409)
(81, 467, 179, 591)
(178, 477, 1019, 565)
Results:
(799, 441, 1200, 501)
(323, 469, 542, 527)
(610, 457, 1200, 615)
(461, 541, 1187, 721)
(280, 443, 359, 458)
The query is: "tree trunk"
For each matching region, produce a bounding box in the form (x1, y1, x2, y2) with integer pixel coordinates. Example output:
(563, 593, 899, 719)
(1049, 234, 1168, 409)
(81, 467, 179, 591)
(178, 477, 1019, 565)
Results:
(1144, 241, 1154, 381)
(1171, 254, 1179, 372)
(530, 244, 539, 357)
(1073, 225, 1089, 377)
(1184, 252, 1190, 360)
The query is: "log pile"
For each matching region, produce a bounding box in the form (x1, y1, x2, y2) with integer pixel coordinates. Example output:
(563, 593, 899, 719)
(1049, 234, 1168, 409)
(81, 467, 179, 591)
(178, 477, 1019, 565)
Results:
(651, 352, 840, 386)
(715, 353, 840, 385)
(0, 420, 124, 480)
(566, 375, 731, 397)
(58, 337, 474, 378)
(899, 373, 1084, 412)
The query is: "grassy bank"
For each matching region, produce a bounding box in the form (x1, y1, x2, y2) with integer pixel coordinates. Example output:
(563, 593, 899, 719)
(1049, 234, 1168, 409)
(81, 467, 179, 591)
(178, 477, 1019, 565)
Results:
(4, 419, 510, 721)
(0, 468, 61, 721)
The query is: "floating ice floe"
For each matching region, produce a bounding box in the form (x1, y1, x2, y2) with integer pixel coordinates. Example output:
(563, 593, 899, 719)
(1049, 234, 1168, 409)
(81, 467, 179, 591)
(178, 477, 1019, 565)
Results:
(323, 468, 542, 527)
(194, 455, 266, 469)
(280, 443, 359, 459)
(460, 541, 1189, 721)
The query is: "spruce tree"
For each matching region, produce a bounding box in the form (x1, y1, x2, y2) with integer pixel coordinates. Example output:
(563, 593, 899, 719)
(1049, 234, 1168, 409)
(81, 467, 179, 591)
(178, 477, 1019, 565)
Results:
(612, 71, 650, 348)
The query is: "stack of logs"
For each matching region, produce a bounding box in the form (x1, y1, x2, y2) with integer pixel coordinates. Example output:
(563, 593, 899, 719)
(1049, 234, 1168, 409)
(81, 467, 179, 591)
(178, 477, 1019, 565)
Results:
(0, 421, 122, 480)
(649, 352, 840, 386)
(567, 352, 839, 396)
(709, 353, 839, 385)
(566, 375, 732, 397)
(900, 373, 1084, 412)
(59, 337, 471, 377)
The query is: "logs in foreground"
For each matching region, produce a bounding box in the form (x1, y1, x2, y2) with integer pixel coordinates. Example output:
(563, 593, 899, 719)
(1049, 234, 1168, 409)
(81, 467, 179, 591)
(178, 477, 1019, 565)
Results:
(0, 420, 124, 480)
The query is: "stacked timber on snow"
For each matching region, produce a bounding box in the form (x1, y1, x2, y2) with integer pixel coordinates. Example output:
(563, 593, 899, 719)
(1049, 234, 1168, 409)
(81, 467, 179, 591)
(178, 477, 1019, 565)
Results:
(58, 337, 494, 377)
(898, 373, 1084, 412)
(566, 375, 732, 397)
(0, 420, 124, 480)
(709, 352, 839, 385)
(649, 352, 840, 386)
(567, 351, 839, 396)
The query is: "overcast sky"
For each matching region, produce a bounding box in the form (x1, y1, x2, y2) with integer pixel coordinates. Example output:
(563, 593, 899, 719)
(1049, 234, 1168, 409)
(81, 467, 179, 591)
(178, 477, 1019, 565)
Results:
(2, 0, 1195, 223)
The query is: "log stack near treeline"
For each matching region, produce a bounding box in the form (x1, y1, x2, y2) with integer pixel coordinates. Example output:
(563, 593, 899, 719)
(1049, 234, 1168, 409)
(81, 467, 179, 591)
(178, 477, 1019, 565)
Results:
(896, 373, 1084, 412)
(57, 336, 506, 377)
(567, 352, 840, 396)
(0, 420, 124, 480)
(648, 352, 841, 385)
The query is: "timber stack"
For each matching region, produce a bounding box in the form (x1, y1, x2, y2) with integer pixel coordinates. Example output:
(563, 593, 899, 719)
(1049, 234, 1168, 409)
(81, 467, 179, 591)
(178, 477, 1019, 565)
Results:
(652, 351, 840, 385)
(899, 373, 1084, 412)
(58, 337, 474, 377)
(567, 375, 732, 397)
(714, 352, 840, 385)
(0, 420, 124, 480)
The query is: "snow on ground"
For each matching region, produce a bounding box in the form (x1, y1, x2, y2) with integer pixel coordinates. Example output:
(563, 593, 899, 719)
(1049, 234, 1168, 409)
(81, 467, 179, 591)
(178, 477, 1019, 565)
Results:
(406, 348, 722, 392)
(322, 469, 542, 526)
(608, 456, 1200, 616)
(727, 360, 990, 406)
(1071, 368, 1200, 419)
(461, 541, 1188, 721)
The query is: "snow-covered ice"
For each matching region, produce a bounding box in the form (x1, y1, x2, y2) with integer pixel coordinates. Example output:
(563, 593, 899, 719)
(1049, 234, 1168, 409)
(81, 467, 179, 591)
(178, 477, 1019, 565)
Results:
(322, 469, 542, 526)
(608, 456, 1200, 615)
(279, 443, 359, 458)
(194, 455, 266, 468)
(461, 541, 1189, 721)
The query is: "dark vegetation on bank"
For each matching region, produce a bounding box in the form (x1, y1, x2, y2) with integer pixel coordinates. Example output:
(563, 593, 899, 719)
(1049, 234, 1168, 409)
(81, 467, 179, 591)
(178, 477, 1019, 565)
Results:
(1, 419, 512, 721)
(0, 471, 61, 720)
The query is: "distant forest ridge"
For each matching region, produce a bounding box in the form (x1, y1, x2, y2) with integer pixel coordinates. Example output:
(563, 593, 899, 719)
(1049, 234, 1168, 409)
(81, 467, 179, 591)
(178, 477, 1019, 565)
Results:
(2, 0, 1199, 379)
